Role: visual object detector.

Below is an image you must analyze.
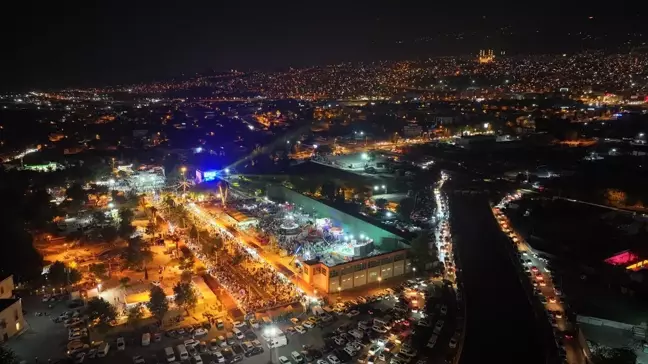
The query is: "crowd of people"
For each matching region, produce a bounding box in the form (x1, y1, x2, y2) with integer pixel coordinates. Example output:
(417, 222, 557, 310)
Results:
(184, 202, 306, 313)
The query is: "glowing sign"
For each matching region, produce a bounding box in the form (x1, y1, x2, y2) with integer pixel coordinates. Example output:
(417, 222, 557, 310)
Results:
(203, 170, 218, 182)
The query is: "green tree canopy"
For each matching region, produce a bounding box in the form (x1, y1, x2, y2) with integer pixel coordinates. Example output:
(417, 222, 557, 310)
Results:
(86, 297, 117, 324)
(409, 231, 438, 271)
(173, 282, 197, 313)
(147, 285, 169, 322)
(89, 263, 108, 280)
(397, 197, 416, 221)
(127, 305, 144, 327)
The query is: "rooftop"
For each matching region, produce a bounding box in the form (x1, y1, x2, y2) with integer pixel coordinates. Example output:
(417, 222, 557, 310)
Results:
(0, 298, 20, 312)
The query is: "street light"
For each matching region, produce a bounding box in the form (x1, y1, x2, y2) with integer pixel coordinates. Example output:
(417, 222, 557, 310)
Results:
(374, 186, 379, 191)
(337, 286, 341, 298)
(378, 276, 382, 289)
(413, 267, 417, 278)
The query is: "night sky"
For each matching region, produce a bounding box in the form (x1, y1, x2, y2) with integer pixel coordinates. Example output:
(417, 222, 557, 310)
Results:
(1, 2, 645, 90)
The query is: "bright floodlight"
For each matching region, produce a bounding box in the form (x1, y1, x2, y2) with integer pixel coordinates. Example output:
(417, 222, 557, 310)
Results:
(381, 185, 385, 189)
(360, 234, 365, 240)
(361, 153, 368, 160)
(386, 212, 392, 217)
(374, 186, 379, 191)
(483, 123, 489, 129)
(639, 133, 645, 137)
(225, 168, 230, 173)
(313, 144, 318, 149)
(108, 179, 115, 184)
(108, 203, 114, 208)
(248, 125, 254, 130)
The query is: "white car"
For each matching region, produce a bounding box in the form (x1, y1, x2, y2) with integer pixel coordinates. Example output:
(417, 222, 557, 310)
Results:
(303, 321, 315, 329)
(193, 354, 203, 364)
(372, 326, 388, 334)
(233, 321, 246, 329)
(193, 328, 208, 336)
(74, 353, 86, 364)
(347, 342, 362, 352)
(449, 337, 457, 348)
(132, 356, 146, 364)
(117, 337, 126, 351)
(295, 325, 307, 334)
(279, 356, 291, 364)
(346, 310, 360, 317)
(292, 351, 304, 363)
(213, 352, 225, 363)
(433, 320, 444, 334)
(343, 347, 357, 357)
(185, 339, 200, 348)
(317, 361, 328, 364)
(328, 355, 341, 364)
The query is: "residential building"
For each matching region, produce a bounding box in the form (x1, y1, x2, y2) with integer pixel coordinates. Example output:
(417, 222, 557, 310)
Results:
(0, 275, 25, 342)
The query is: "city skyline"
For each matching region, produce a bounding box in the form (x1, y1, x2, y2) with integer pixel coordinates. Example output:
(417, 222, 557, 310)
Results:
(1, 4, 646, 90)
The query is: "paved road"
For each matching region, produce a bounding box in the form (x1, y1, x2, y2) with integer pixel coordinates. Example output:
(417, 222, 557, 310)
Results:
(494, 196, 586, 364)
(449, 194, 546, 364)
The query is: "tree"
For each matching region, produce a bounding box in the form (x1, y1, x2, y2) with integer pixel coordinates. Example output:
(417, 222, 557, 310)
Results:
(47, 261, 67, 287)
(398, 197, 416, 221)
(189, 226, 198, 240)
(409, 231, 437, 272)
(173, 282, 197, 313)
(89, 263, 108, 280)
(124, 236, 153, 270)
(180, 270, 193, 282)
(24, 189, 58, 230)
(68, 268, 82, 284)
(48, 261, 80, 286)
(179, 256, 195, 272)
(118, 208, 135, 238)
(92, 211, 107, 225)
(66, 183, 87, 202)
(0, 345, 18, 364)
(127, 305, 144, 327)
(119, 277, 131, 290)
(146, 221, 156, 236)
(86, 297, 117, 324)
(100, 225, 119, 242)
(147, 285, 169, 323)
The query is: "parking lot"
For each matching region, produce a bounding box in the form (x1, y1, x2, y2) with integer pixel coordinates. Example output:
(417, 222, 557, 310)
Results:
(18, 277, 461, 364)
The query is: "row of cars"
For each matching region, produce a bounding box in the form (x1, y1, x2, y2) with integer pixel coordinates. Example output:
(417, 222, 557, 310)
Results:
(494, 194, 572, 362)
(161, 323, 265, 364)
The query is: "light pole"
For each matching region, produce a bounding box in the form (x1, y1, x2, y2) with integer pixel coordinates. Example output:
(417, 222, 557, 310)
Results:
(412, 267, 416, 279)
(378, 276, 382, 290)
(337, 286, 341, 300)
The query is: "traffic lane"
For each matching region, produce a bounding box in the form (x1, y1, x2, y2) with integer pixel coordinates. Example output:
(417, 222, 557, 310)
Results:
(497, 216, 571, 331)
(516, 247, 570, 332)
(495, 207, 585, 364)
(421, 286, 460, 364)
(450, 196, 545, 364)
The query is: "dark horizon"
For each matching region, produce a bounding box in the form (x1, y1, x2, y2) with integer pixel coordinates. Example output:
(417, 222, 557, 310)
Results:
(1, 3, 646, 91)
